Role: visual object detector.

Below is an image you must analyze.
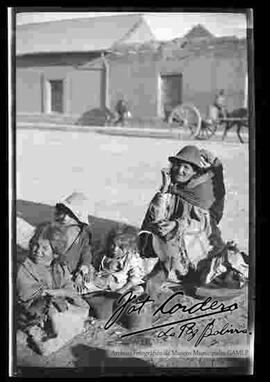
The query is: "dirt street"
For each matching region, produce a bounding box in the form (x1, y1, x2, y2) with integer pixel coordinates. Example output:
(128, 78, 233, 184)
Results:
(16, 129, 249, 250)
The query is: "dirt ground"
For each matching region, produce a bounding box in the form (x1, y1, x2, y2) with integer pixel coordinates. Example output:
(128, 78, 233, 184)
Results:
(14, 129, 250, 374)
(16, 129, 249, 249)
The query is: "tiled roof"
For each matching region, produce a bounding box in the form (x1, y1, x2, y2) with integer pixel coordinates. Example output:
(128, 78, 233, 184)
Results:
(16, 14, 156, 55)
(91, 33, 246, 66)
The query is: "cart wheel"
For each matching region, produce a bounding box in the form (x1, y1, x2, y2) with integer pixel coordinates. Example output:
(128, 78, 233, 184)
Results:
(195, 120, 217, 140)
(168, 104, 202, 136)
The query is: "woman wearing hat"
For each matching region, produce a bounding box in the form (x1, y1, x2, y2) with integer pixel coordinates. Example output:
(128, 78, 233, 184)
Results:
(54, 192, 93, 293)
(139, 145, 248, 294)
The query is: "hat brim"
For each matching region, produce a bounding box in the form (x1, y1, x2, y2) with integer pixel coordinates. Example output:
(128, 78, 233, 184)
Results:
(168, 156, 202, 169)
(56, 202, 89, 224)
(56, 203, 79, 220)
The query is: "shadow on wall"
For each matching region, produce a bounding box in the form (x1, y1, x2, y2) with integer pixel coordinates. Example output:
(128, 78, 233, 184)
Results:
(16, 200, 139, 267)
(75, 108, 116, 126)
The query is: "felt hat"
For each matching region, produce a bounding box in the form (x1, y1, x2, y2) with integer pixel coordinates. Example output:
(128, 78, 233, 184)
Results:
(168, 145, 202, 169)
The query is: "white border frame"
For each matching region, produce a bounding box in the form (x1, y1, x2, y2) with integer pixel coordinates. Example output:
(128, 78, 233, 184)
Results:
(8, 7, 13, 377)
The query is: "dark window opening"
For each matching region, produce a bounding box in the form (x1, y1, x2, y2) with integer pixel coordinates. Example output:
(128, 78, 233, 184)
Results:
(50, 80, 64, 113)
(161, 73, 183, 120)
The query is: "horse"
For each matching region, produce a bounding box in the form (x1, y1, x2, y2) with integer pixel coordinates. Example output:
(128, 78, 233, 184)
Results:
(221, 107, 248, 143)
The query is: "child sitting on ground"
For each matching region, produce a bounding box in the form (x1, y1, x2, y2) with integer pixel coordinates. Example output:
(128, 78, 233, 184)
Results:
(82, 224, 145, 296)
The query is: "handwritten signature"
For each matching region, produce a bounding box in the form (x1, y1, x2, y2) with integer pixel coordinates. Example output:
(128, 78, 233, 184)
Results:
(156, 318, 247, 347)
(104, 290, 247, 345)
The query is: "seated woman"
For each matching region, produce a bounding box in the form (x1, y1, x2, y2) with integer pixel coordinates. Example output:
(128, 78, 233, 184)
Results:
(139, 145, 248, 296)
(82, 224, 145, 296)
(17, 222, 89, 355)
(54, 192, 93, 293)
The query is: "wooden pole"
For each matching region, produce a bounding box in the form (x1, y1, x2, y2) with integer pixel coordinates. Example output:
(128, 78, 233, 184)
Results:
(244, 74, 248, 108)
(101, 52, 109, 110)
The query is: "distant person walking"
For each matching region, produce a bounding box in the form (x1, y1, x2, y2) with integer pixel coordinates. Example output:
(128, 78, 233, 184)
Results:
(214, 89, 227, 119)
(114, 97, 129, 126)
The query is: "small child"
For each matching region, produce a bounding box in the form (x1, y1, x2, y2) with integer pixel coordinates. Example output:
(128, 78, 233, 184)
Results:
(82, 225, 145, 296)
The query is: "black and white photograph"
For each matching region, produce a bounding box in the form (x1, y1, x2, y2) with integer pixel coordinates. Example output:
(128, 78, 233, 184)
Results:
(10, 8, 254, 376)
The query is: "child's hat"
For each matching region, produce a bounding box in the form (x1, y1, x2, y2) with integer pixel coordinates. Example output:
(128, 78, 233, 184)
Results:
(57, 192, 90, 224)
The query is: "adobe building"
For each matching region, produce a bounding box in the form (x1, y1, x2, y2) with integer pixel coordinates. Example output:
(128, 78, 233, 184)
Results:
(16, 17, 248, 123)
(101, 24, 248, 120)
(16, 14, 156, 118)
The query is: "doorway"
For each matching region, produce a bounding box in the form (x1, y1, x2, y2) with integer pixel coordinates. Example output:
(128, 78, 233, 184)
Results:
(49, 80, 64, 113)
(160, 73, 183, 121)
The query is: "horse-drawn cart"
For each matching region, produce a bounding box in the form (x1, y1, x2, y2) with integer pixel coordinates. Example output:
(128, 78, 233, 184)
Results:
(168, 103, 248, 142)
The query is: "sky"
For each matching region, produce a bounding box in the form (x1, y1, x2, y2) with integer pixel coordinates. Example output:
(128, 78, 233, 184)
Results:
(16, 11, 248, 40)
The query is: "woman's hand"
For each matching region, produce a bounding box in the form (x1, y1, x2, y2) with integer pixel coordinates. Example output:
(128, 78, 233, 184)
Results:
(80, 265, 93, 283)
(199, 149, 216, 167)
(200, 148, 222, 170)
(74, 273, 84, 294)
(156, 221, 177, 237)
(160, 168, 171, 192)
